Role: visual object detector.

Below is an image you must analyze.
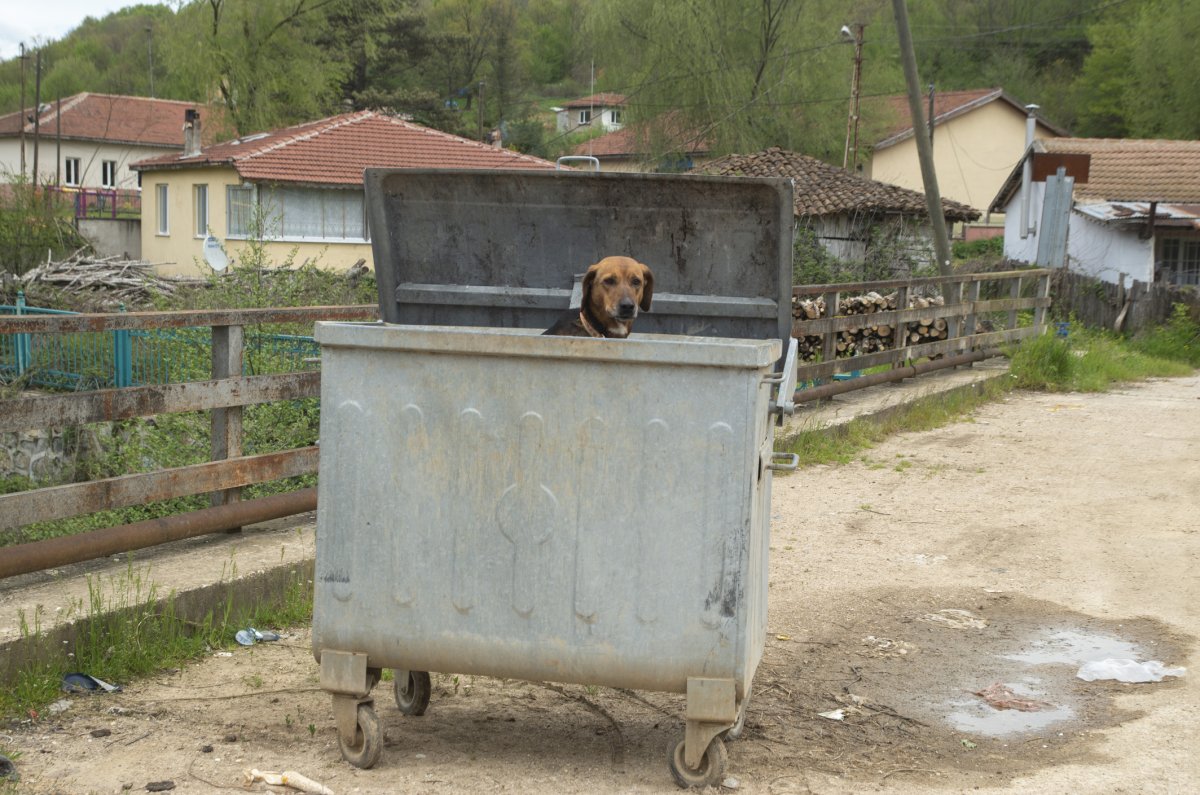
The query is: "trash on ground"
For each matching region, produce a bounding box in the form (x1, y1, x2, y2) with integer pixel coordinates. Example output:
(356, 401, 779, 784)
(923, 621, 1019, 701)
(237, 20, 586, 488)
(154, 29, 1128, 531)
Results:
(818, 709, 846, 721)
(235, 628, 282, 646)
(90, 728, 112, 738)
(862, 635, 915, 657)
(145, 781, 176, 792)
(961, 738, 977, 749)
(1076, 659, 1186, 683)
(0, 753, 16, 780)
(973, 682, 1053, 712)
(62, 672, 122, 693)
(48, 699, 73, 714)
(919, 609, 988, 630)
(244, 768, 335, 795)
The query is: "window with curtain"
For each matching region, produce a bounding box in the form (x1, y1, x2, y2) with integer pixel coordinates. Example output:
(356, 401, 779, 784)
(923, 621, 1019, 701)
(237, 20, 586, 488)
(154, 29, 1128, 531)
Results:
(226, 185, 255, 237)
(194, 184, 208, 237)
(260, 186, 367, 241)
(155, 184, 168, 235)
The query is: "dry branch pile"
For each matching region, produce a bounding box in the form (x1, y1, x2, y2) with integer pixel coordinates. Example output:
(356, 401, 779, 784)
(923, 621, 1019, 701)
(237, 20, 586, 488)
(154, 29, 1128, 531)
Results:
(17, 249, 178, 309)
(792, 291, 948, 361)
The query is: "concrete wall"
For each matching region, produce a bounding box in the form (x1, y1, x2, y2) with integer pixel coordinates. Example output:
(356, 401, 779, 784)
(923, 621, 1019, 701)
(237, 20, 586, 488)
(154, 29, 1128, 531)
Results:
(78, 218, 141, 259)
(0, 428, 70, 483)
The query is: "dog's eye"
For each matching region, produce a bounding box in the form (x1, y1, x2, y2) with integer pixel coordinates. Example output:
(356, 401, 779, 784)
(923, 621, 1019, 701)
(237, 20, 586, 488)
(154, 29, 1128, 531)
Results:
(630, 278, 642, 287)
(603, 276, 618, 286)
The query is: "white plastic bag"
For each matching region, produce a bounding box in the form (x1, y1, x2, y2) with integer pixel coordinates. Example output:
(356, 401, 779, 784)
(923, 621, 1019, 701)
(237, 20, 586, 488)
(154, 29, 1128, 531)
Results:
(1076, 659, 1186, 683)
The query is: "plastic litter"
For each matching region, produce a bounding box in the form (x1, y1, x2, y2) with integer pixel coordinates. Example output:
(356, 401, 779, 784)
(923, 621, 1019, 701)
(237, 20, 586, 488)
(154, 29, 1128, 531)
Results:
(0, 753, 16, 781)
(973, 682, 1052, 712)
(244, 768, 334, 795)
(62, 672, 122, 693)
(48, 698, 73, 714)
(817, 709, 846, 721)
(235, 628, 282, 646)
(1076, 659, 1186, 683)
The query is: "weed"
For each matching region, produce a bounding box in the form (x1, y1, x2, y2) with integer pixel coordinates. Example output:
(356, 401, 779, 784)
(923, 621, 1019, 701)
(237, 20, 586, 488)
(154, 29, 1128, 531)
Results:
(308, 723, 317, 737)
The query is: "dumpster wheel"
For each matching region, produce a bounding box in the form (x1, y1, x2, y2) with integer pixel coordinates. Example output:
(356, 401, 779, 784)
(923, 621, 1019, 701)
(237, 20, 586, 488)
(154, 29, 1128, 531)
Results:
(338, 703, 383, 769)
(668, 735, 727, 789)
(393, 670, 431, 716)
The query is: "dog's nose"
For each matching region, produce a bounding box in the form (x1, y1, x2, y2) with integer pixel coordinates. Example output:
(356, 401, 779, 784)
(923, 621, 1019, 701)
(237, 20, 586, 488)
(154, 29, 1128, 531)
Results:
(616, 298, 636, 318)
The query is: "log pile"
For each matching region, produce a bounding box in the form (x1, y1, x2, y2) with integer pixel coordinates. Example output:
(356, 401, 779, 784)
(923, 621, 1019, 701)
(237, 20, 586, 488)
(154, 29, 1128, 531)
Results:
(792, 291, 947, 361)
(17, 250, 178, 309)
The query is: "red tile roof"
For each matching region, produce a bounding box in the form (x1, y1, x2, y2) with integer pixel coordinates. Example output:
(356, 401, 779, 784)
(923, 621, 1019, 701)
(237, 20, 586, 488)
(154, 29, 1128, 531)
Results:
(991, 138, 1200, 210)
(872, 88, 1067, 149)
(572, 113, 712, 159)
(132, 111, 558, 184)
(702, 147, 980, 220)
(561, 93, 627, 109)
(0, 93, 215, 148)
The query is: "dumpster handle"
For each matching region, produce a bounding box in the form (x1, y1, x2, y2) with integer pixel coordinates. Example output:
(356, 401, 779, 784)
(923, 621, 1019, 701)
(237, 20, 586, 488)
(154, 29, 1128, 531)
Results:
(556, 155, 600, 172)
(766, 452, 799, 472)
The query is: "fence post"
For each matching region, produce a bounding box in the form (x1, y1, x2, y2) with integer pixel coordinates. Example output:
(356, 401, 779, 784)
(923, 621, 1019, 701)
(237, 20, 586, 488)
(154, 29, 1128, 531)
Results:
(821, 290, 840, 381)
(1008, 276, 1022, 330)
(893, 284, 909, 369)
(112, 303, 133, 387)
(1034, 273, 1051, 333)
(211, 324, 244, 525)
(964, 279, 981, 357)
(14, 291, 32, 377)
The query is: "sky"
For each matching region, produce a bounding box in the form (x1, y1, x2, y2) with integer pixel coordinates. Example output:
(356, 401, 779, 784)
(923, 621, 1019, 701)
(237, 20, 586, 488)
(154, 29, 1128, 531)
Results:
(0, 1, 153, 61)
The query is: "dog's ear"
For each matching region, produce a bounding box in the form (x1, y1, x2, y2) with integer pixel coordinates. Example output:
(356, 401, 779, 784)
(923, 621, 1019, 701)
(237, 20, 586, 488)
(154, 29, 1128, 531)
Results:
(638, 264, 654, 312)
(581, 265, 599, 308)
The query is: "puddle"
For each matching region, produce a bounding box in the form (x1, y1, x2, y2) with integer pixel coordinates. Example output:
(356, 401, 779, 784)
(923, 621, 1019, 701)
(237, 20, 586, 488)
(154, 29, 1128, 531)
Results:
(947, 679, 1076, 737)
(1001, 628, 1142, 666)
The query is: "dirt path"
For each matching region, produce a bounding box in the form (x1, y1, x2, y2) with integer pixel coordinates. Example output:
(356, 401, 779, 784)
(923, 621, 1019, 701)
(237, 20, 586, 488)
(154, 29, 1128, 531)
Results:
(6, 375, 1198, 794)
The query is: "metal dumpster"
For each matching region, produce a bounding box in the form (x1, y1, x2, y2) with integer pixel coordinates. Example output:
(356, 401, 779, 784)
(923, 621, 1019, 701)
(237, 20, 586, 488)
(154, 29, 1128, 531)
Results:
(313, 169, 798, 787)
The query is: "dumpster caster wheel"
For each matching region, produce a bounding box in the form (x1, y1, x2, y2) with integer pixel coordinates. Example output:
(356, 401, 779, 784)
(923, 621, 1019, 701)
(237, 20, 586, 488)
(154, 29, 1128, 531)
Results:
(394, 670, 431, 716)
(338, 703, 382, 769)
(668, 736, 727, 789)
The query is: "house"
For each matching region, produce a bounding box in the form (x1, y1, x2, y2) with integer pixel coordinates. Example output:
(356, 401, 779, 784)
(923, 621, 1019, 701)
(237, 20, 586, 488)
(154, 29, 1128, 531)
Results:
(552, 93, 626, 135)
(990, 138, 1200, 286)
(702, 147, 979, 266)
(569, 113, 714, 173)
(864, 88, 1065, 237)
(0, 93, 215, 192)
(131, 109, 558, 277)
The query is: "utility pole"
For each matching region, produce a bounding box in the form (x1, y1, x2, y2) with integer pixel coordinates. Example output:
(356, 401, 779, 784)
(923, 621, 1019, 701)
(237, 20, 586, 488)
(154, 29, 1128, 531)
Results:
(32, 50, 42, 189)
(477, 80, 485, 140)
(19, 43, 27, 180)
(842, 23, 865, 170)
(927, 84, 935, 149)
(892, 0, 952, 275)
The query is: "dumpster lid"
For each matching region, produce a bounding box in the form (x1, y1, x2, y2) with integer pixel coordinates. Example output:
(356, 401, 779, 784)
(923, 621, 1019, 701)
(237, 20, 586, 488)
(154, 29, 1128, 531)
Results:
(364, 169, 794, 347)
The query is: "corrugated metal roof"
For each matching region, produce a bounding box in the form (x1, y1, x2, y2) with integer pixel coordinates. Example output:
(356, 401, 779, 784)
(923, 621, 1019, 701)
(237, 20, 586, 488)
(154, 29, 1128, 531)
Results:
(132, 111, 558, 183)
(1075, 201, 1200, 229)
(701, 146, 980, 221)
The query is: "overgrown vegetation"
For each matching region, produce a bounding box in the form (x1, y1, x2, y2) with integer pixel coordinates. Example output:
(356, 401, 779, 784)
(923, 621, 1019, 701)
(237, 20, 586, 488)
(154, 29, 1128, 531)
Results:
(781, 305, 1200, 466)
(0, 559, 314, 720)
(0, 178, 90, 276)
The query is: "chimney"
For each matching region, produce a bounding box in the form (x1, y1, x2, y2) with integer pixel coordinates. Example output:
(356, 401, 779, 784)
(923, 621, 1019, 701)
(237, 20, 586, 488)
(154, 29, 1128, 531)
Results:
(183, 108, 201, 157)
(1020, 104, 1039, 239)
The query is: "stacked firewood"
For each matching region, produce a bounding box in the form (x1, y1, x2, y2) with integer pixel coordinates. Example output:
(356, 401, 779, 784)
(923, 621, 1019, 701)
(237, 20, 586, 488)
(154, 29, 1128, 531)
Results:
(792, 291, 947, 361)
(18, 249, 178, 308)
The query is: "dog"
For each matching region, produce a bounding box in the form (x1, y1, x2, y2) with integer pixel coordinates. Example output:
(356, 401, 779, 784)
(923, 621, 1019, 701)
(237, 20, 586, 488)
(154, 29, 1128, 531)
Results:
(543, 256, 654, 338)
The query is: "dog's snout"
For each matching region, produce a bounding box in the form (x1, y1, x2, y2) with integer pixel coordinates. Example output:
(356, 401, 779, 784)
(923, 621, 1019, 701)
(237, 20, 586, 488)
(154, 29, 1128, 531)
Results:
(616, 298, 637, 318)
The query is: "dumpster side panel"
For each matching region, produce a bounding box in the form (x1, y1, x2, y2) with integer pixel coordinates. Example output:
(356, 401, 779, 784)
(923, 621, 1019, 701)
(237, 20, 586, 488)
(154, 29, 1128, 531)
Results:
(313, 326, 775, 695)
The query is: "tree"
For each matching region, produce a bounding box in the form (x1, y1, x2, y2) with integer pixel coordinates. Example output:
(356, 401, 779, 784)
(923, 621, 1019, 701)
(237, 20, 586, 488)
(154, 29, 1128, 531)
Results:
(162, 0, 347, 136)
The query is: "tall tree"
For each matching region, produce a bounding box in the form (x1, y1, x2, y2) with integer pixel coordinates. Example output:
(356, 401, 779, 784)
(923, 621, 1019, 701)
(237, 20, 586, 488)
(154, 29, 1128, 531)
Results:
(163, 0, 346, 136)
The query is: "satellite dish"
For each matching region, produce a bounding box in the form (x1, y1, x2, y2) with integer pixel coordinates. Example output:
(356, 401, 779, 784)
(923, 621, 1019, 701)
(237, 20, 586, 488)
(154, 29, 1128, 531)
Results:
(203, 235, 229, 272)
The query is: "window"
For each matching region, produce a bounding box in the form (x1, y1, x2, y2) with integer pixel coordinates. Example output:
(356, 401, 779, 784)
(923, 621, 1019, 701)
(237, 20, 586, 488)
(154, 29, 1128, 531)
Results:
(194, 184, 209, 237)
(155, 184, 169, 235)
(64, 157, 81, 186)
(227, 185, 255, 237)
(1159, 238, 1200, 285)
(260, 186, 367, 241)
(101, 160, 117, 189)
(578, 109, 592, 125)
(609, 110, 622, 125)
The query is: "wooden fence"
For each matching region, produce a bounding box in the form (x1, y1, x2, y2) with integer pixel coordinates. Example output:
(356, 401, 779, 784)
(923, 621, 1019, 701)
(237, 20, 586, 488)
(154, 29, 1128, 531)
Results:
(0, 305, 376, 539)
(1051, 270, 1200, 334)
(792, 269, 1052, 383)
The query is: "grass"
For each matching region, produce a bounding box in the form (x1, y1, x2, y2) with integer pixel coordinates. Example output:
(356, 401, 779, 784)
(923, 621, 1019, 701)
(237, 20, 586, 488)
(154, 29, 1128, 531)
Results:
(779, 308, 1199, 467)
(0, 555, 313, 721)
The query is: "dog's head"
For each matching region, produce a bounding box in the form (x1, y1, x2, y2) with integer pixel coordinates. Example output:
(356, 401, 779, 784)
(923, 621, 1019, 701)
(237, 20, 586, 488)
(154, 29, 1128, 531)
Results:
(582, 256, 654, 337)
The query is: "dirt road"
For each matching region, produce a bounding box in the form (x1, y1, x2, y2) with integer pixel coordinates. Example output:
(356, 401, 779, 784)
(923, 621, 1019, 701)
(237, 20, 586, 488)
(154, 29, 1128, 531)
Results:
(7, 375, 1198, 794)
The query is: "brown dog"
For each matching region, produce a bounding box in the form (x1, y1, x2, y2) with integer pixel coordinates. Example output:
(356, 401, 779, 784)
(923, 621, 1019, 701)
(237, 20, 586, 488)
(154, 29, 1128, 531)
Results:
(543, 256, 654, 338)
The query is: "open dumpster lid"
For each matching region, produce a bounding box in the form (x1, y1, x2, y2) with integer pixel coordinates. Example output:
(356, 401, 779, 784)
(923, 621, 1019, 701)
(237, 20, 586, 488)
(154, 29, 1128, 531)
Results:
(365, 169, 794, 346)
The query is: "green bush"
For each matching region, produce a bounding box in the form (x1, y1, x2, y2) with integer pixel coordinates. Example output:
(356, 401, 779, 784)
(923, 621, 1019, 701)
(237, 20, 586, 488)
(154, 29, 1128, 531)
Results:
(1129, 303, 1200, 367)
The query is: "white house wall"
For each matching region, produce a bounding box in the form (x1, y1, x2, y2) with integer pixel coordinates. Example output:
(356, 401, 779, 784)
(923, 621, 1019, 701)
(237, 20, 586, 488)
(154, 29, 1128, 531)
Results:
(0, 138, 175, 190)
(1001, 180, 1154, 283)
